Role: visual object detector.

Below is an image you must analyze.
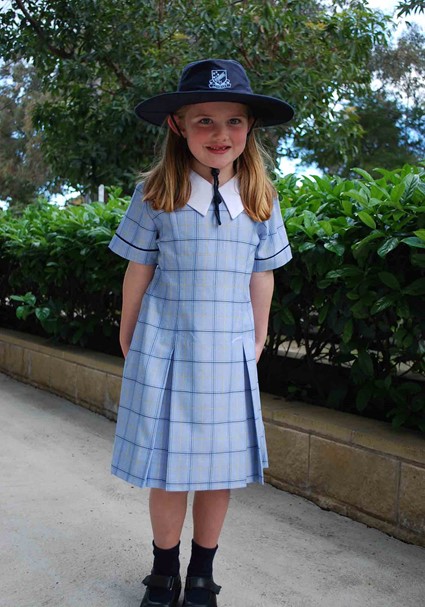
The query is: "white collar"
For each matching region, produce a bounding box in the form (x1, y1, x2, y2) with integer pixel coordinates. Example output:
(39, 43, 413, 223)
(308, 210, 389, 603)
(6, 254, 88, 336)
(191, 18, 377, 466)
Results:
(186, 170, 245, 219)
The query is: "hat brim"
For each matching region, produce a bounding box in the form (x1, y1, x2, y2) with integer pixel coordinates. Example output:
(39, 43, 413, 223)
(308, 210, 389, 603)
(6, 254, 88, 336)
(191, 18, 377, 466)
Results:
(134, 91, 294, 127)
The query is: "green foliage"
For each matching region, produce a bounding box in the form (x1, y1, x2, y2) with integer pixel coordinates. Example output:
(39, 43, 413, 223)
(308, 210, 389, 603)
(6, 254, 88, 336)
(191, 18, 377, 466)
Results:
(307, 93, 419, 177)
(300, 24, 425, 174)
(0, 0, 389, 199)
(1, 166, 424, 431)
(0, 189, 128, 347)
(397, 1, 425, 17)
(368, 25, 425, 164)
(0, 60, 63, 207)
(271, 164, 425, 431)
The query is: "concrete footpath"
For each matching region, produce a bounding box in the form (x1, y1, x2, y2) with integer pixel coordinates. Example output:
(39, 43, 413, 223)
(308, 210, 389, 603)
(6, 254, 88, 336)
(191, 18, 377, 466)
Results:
(1, 373, 424, 607)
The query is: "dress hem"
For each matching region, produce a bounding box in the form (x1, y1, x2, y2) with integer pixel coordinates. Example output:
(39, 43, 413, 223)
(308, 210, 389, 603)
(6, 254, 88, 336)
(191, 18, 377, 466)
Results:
(111, 467, 265, 491)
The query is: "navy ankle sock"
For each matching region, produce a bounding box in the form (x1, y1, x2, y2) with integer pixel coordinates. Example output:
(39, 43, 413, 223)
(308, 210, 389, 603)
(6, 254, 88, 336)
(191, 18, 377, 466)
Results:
(149, 540, 180, 602)
(186, 540, 218, 603)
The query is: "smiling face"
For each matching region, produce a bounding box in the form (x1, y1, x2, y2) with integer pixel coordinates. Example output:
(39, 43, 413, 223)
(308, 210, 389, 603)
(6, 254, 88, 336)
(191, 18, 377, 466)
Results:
(173, 101, 254, 183)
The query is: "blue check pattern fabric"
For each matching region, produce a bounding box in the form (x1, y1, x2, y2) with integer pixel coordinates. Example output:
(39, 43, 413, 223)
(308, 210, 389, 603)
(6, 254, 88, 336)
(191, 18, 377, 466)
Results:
(108, 175, 292, 491)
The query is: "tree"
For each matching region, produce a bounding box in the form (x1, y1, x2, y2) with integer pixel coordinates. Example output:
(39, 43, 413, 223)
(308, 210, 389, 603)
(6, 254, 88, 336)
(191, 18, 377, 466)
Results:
(397, 0, 425, 17)
(354, 24, 425, 174)
(0, 1, 389, 200)
(371, 24, 425, 103)
(0, 60, 64, 206)
(344, 94, 417, 173)
(298, 23, 425, 174)
(371, 24, 425, 159)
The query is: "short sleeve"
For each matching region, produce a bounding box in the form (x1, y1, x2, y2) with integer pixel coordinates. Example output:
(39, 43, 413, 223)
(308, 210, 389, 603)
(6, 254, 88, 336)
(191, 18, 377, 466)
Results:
(108, 184, 159, 265)
(252, 198, 292, 272)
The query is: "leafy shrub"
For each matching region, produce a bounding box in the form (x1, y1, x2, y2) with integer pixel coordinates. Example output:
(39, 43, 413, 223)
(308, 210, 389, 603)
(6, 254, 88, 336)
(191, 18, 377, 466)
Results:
(0, 189, 127, 350)
(270, 164, 425, 431)
(1, 167, 424, 431)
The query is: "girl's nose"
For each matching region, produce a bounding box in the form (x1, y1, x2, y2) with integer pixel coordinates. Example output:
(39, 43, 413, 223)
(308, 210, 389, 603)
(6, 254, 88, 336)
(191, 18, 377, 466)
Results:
(212, 123, 229, 140)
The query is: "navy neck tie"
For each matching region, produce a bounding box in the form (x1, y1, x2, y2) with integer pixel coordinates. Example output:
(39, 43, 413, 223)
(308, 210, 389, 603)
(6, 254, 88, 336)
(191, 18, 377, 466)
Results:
(211, 168, 222, 226)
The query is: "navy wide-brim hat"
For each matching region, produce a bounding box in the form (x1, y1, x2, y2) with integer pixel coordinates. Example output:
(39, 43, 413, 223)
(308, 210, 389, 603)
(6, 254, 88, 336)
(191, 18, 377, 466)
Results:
(135, 59, 294, 127)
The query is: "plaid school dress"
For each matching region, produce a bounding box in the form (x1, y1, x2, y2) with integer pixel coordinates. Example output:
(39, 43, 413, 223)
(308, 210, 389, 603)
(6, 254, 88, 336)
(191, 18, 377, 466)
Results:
(109, 171, 292, 491)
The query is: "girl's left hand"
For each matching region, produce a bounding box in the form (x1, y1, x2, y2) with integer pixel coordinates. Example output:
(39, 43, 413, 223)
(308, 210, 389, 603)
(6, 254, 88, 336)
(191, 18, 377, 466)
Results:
(255, 343, 264, 364)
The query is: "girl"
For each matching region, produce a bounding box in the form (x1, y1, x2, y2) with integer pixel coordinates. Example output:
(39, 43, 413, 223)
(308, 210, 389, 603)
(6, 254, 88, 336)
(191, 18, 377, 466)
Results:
(109, 59, 294, 607)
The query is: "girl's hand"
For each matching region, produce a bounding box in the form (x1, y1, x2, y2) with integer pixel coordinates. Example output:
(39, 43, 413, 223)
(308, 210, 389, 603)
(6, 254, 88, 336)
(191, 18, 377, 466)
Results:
(255, 342, 264, 364)
(250, 271, 274, 365)
(120, 341, 130, 359)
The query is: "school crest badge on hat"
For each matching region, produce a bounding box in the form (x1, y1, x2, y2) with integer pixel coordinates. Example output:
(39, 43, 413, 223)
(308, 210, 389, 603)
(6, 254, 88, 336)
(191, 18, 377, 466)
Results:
(209, 70, 231, 89)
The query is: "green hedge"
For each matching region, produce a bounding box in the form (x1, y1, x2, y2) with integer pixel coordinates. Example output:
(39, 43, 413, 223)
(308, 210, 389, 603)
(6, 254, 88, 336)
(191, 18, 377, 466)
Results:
(0, 167, 424, 430)
(270, 164, 425, 431)
(0, 188, 127, 350)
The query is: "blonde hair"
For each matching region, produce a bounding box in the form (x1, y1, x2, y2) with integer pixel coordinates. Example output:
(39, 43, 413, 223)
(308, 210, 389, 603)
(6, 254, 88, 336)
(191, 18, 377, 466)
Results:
(141, 113, 276, 222)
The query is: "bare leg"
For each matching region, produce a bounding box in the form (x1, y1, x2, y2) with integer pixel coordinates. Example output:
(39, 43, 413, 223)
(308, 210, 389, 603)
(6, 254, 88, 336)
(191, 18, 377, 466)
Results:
(192, 489, 231, 548)
(149, 488, 188, 548)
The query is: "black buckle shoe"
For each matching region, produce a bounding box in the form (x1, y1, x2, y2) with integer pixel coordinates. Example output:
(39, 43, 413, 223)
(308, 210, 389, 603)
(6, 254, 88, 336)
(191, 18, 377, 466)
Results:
(182, 576, 221, 607)
(140, 573, 181, 607)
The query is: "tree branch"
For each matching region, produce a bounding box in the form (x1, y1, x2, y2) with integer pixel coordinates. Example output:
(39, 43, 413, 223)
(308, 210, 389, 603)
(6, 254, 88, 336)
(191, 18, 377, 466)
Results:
(15, 0, 74, 59)
(103, 58, 134, 89)
(14, 1, 134, 89)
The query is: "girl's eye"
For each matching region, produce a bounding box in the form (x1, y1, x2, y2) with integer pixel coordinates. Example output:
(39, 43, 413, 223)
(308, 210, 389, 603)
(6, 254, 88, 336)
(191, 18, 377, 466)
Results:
(199, 118, 212, 125)
(229, 118, 242, 125)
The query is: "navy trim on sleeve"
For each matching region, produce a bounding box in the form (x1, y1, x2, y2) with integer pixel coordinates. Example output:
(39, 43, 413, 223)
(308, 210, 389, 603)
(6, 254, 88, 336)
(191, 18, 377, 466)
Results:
(254, 243, 290, 261)
(115, 232, 159, 252)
